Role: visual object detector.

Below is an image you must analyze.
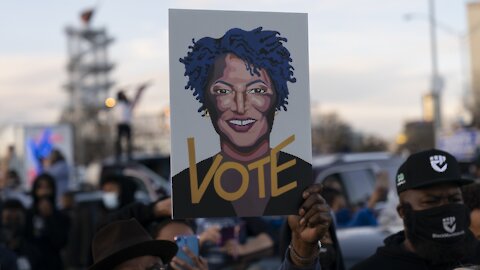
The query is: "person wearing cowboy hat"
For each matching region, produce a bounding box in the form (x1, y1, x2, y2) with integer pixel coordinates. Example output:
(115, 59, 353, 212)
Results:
(353, 149, 480, 270)
(89, 218, 177, 270)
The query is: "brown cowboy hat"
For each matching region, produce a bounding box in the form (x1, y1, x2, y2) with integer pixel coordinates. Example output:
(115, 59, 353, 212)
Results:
(89, 218, 178, 270)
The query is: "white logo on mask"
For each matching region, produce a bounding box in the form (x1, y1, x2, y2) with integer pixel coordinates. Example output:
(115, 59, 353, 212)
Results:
(430, 155, 447, 172)
(442, 216, 456, 233)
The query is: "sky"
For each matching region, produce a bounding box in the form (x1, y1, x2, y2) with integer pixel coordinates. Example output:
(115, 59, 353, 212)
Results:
(0, 0, 476, 141)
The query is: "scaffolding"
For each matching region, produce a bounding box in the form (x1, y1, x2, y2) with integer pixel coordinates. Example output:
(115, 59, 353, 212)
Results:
(61, 25, 115, 164)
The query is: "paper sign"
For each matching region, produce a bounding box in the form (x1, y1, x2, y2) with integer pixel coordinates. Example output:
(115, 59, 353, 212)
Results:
(170, 9, 312, 218)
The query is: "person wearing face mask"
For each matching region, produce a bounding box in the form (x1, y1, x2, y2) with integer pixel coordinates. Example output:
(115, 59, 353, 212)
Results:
(352, 149, 480, 270)
(100, 175, 137, 213)
(101, 179, 121, 211)
(25, 173, 70, 270)
(65, 175, 138, 268)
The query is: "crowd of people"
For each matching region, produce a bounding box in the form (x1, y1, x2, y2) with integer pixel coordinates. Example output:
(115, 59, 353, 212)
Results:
(1, 147, 480, 269)
(0, 145, 335, 270)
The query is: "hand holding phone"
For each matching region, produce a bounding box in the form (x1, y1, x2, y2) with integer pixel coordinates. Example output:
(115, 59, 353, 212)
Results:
(174, 235, 199, 268)
(171, 235, 208, 270)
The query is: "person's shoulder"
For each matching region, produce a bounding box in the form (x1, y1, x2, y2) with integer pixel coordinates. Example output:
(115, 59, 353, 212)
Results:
(352, 235, 423, 270)
(352, 233, 400, 269)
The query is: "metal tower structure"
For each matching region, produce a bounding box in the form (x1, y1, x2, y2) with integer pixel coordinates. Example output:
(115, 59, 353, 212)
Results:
(61, 24, 115, 164)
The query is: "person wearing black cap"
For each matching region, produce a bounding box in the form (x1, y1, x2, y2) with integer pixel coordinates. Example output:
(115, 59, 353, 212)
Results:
(89, 218, 178, 270)
(352, 149, 480, 270)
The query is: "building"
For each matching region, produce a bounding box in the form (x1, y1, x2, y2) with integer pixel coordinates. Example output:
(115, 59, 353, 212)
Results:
(396, 121, 434, 154)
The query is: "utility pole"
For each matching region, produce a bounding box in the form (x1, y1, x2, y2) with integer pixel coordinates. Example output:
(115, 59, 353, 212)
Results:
(428, 0, 443, 139)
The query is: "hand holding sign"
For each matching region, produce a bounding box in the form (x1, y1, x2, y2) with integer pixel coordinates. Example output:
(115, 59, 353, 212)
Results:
(288, 184, 331, 266)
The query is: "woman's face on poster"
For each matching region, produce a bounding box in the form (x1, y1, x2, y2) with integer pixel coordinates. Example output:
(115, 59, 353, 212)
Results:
(206, 53, 276, 151)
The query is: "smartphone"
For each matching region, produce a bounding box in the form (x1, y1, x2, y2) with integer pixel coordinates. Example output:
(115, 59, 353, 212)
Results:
(174, 235, 199, 267)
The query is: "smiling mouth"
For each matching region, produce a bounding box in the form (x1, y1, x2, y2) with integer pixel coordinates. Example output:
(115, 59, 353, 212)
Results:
(227, 119, 256, 132)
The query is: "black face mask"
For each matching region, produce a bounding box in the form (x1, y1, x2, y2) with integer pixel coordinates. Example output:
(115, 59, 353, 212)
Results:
(403, 203, 474, 265)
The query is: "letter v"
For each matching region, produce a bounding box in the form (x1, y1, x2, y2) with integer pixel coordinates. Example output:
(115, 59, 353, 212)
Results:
(187, 137, 223, 204)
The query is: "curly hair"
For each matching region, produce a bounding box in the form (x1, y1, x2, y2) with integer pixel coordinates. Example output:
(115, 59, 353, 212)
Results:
(462, 182, 480, 210)
(179, 27, 296, 113)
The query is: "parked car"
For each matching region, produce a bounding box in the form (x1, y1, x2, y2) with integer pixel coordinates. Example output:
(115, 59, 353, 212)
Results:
(76, 154, 171, 207)
(99, 156, 171, 202)
(312, 152, 405, 269)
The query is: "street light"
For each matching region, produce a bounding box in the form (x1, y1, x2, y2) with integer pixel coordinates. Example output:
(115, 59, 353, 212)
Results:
(105, 97, 116, 108)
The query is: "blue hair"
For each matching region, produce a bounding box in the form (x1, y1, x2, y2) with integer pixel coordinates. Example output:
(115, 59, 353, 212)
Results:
(179, 27, 296, 113)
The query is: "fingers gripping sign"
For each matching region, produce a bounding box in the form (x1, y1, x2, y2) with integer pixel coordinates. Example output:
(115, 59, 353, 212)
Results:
(288, 184, 332, 266)
(291, 184, 331, 240)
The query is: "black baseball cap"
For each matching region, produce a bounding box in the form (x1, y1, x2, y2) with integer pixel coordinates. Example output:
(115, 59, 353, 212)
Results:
(396, 149, 474, 194)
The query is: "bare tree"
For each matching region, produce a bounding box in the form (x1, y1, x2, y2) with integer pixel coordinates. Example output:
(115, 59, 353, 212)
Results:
(312, 112, 387, 154)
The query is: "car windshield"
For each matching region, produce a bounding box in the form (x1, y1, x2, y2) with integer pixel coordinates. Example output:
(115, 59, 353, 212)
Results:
(315, 154, 405, 227)
(342, 169, 375, 206)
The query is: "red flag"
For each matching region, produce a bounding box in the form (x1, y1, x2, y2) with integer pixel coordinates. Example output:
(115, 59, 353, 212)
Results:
(80, 8, 95, 25)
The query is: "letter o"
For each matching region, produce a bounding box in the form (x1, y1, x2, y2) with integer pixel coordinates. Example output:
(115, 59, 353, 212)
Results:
(214, 162, 249, 201)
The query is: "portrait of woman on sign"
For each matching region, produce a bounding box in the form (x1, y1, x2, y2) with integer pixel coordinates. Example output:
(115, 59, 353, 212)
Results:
(169, 10, 312, 218)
